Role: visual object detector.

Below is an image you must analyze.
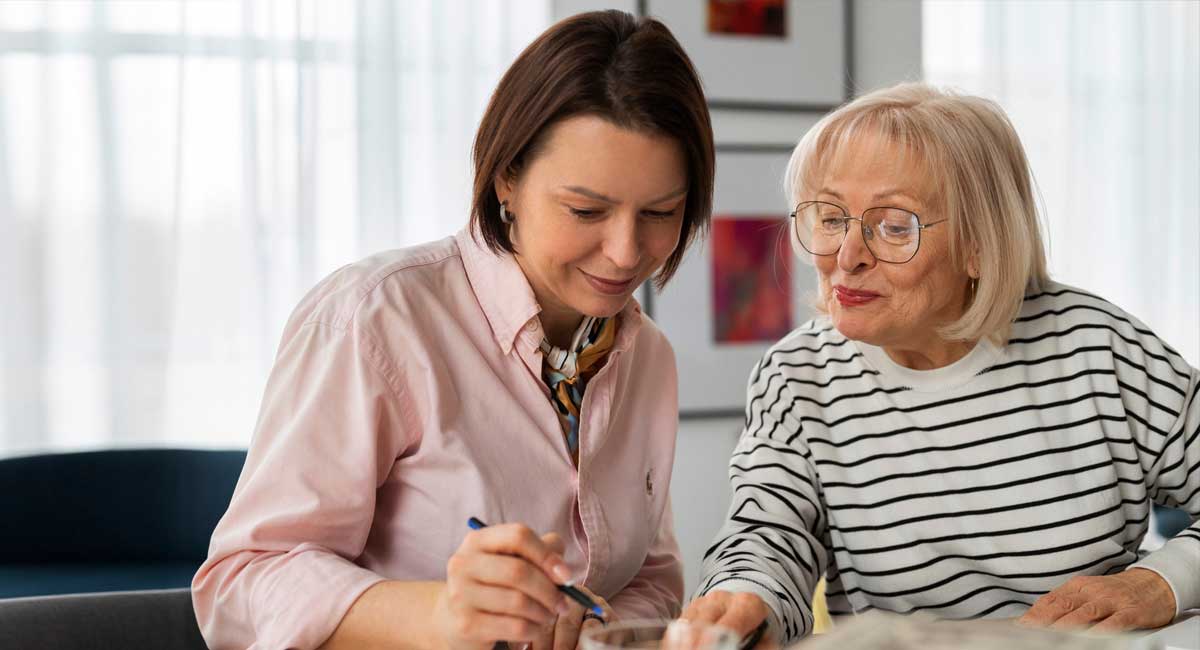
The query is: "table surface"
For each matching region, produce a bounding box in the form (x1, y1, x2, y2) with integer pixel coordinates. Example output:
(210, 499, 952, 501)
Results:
(1140, 612, 1200, 650)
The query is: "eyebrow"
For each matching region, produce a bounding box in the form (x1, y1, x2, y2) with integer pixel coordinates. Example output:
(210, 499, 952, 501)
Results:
(818, 187, 922, 203)
(561, 185, 687, 205)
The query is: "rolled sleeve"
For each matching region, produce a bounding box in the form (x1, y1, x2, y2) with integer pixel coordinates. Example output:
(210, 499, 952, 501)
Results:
(192, 317, 413, 649)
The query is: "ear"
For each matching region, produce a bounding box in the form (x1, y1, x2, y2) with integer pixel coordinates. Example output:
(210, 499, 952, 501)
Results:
(965, 247, 981, 280)
(493, 170, 516, 206)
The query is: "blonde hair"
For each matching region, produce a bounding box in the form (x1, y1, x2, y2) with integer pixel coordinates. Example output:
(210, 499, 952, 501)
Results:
(785, 82, 1049, 345)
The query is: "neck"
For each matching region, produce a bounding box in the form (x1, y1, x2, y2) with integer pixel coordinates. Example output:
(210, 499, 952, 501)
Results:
(882, 337, 976, 371)
(540, 308, 585, 349)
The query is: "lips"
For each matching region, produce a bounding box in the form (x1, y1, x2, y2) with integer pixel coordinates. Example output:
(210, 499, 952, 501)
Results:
(834, 285, 881, 306)
(582, 270, 636, 296)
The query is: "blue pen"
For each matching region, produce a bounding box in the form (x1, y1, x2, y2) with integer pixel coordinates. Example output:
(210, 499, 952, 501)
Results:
(467, 517, 604, 617)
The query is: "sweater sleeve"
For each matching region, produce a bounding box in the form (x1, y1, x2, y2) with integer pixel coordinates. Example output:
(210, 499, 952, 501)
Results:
(191, 318, 414, 650)
(695, 356, 829, 644)
(1111, 320, 1200, 615)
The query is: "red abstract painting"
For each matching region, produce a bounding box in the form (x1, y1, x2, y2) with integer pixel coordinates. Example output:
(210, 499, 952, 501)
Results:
(711, 217, 792, 343)
(708, 0, 787, 38)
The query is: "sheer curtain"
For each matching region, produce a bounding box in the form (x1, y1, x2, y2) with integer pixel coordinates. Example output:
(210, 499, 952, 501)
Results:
(0, 0, 551, 456)
(924, 0, 1199, 367)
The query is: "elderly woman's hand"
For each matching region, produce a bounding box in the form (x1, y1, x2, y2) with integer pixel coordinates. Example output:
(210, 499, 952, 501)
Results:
(1017, 568, 1177, 632)
(681, 591, 778, 649)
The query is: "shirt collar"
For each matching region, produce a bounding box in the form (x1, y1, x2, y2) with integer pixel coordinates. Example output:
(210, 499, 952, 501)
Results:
(456, 227, 646, 355)
(457, 227, 540, 355)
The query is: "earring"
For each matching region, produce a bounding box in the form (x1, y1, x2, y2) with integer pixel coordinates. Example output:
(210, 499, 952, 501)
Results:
(500, 201, 513, 224)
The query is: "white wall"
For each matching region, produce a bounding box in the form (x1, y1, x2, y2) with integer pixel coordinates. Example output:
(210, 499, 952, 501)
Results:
(552, 0, 922, 596)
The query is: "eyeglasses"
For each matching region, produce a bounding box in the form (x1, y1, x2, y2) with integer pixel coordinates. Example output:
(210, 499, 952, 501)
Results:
(789, 201, 946, 264)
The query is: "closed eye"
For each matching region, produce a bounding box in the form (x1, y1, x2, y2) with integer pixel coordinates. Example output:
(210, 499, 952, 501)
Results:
(568, 206, 603, 219)
(643, 210, 676, 219)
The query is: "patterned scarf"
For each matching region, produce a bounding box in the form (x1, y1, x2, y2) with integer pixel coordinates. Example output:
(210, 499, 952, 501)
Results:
(539, 315, 617, 465)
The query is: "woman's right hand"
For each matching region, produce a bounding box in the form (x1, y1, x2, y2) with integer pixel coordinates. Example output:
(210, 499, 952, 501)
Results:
(435, 523, 574, 650)
(681, 591, 777, 649)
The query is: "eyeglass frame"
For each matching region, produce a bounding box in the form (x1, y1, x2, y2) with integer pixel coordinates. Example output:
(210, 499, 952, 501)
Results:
(788, 200, 947, 264)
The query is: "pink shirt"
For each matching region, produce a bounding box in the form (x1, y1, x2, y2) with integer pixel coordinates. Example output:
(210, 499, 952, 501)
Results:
(192, 229, 684, 650)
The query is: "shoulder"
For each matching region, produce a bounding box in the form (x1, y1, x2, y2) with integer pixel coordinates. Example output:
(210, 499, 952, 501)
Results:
(288, 237, 464, 333)
(626, 311, 678, 373)
(1009, 281, 1191, 378)
(746, 318, 865, 394)
(758, 318, 853, 373)
(1016, 281, 1149, 338)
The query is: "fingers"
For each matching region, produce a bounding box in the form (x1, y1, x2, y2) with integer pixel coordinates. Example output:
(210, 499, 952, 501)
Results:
(541, 532, 566, 558)
(456, 583, 558, 627)
(1019, 591, 1084, 628)
(1017, 572, 1174, 633)
(1090, 610, 1141, 634)
(715, 593, 770, 636)
(1018, 577, 1090, 628)
(1048, 600, 1116, 630)
(450, 553, 569, 615)
(682, 594, 727, 625)
(577, 617, 604, 650)
(446, 610, 546, 643)
(553, 602, 583, 650)
(554, 584, 609, 650)
(464, 523, 575, 585)
(682, 591, 768, 636)
(529, 618, 556, 650)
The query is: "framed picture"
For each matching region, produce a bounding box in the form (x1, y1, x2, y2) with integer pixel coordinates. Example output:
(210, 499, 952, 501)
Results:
(649, 151, 820, 416)
(710, 107, 823, 151)
(642, 0, 848, 110)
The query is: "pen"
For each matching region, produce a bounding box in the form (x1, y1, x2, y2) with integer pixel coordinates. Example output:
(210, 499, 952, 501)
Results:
(467, 517, 604, 617)
(738, 620, 767, 650)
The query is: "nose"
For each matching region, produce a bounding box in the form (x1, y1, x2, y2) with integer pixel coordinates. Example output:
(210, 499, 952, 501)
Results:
(837, 219, 876, 272)
(603, 213, 642, 271)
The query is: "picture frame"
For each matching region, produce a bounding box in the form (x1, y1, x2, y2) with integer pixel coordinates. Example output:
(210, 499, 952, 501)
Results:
(647, 150, 820, 417)
(710, 108, 823, 151)
(641, 0, 849, 111)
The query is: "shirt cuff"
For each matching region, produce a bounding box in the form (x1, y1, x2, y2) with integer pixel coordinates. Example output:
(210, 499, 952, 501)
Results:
(251, 545, 388, 649)
(1131, 535, 1200, 616)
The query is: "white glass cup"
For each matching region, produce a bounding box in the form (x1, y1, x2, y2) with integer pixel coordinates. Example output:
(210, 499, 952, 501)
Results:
(580, 619, 740, 650)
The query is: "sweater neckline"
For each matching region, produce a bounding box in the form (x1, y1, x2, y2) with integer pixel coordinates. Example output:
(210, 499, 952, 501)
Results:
(854, 337, 1000, 392)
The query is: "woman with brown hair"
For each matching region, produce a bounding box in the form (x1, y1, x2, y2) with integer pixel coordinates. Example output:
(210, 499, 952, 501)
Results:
(191, 10, 714, 650)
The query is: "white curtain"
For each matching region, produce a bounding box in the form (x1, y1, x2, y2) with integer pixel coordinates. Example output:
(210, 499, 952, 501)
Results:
(0, 0, 551, 456)
(924, 0, 1199, 367)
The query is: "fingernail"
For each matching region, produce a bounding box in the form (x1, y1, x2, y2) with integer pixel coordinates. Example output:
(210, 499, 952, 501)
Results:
(552, 564, 573, 585)
(558, 598, 572, 615)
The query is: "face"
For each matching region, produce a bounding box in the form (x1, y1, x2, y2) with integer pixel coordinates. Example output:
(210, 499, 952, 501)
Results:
(497, 115, 688, 342)
(807, 135, 975, 356)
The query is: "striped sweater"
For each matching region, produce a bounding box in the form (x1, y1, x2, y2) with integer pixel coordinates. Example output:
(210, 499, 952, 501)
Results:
(697, 283, 1200, 643)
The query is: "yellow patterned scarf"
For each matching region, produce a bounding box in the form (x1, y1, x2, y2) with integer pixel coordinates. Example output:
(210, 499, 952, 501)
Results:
(539, 316, 617, 465)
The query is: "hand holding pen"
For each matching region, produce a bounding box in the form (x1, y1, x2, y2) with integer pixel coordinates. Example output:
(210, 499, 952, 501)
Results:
(433, 517, 607, 650)
(468, 518, 604, 618)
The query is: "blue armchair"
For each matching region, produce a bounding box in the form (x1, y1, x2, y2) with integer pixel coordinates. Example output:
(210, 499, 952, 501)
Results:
(0, 448, 245, 599)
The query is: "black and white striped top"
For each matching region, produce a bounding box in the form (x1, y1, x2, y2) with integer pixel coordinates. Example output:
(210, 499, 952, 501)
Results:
(697, 283, 1200, 643)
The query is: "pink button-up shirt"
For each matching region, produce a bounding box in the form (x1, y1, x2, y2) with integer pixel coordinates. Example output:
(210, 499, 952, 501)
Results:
(192, 229, 684, 650)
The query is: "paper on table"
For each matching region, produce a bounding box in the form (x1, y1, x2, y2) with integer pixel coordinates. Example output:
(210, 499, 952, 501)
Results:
(790, 611, 1162, 650)
(1140, 614, 1200, 650)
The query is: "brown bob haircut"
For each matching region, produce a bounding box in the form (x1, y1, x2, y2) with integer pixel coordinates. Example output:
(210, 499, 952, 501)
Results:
(470, 10, 714, 290)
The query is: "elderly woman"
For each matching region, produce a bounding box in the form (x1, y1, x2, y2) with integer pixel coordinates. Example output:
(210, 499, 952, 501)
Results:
(683, 83, 1199, 645)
